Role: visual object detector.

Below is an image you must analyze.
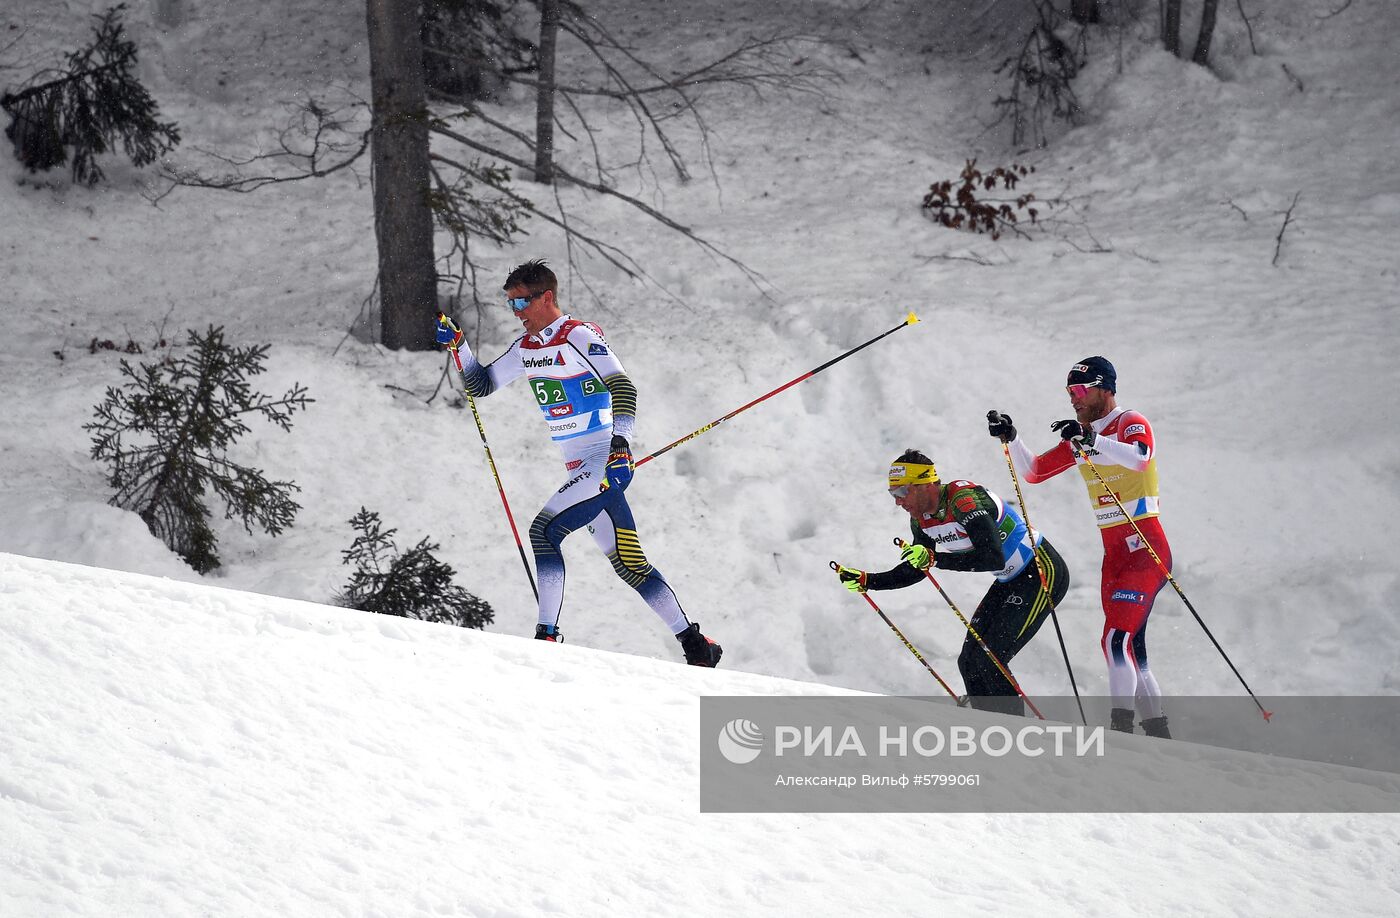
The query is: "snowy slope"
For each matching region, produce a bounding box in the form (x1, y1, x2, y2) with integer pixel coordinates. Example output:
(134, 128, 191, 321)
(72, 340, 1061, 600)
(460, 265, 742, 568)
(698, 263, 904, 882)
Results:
(3, 551, 1399, 917)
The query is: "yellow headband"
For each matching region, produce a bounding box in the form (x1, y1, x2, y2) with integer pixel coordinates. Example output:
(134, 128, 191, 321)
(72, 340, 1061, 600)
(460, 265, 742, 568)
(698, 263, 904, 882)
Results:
(888, 461, 938, 488)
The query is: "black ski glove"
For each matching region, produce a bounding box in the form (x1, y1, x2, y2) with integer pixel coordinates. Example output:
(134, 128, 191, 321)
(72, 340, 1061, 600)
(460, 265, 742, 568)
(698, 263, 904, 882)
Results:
(1051, 419, 1096, 448)
(602, 435, 634, 492)
(986, 410, 1016, 443)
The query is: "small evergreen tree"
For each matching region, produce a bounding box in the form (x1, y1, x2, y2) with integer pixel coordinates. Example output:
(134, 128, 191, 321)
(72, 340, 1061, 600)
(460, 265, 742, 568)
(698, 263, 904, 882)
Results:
(1, 4, 180, 186)
(336, 508, 495, 629)
(84, 327, 312, 573)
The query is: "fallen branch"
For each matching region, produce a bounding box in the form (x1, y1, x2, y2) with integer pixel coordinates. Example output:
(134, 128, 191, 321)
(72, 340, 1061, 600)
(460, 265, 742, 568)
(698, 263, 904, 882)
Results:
(1221, 199, 1248, 220)
(1273, 191, 1300, 266)
(917, 252, 1001, 266)
(1281, 63, 1304, 92)
(1236, 0, 1258, 54)
(1316, 0, 1353, 21)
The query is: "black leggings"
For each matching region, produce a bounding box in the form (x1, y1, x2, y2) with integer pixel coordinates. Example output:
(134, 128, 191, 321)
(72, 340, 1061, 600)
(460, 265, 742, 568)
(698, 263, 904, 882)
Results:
(958, 541, 1070, 716)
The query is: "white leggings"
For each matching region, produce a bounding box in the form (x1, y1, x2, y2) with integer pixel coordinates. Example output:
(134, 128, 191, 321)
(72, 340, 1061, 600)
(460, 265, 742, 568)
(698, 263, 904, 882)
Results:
(1102, 627, 1164, 719)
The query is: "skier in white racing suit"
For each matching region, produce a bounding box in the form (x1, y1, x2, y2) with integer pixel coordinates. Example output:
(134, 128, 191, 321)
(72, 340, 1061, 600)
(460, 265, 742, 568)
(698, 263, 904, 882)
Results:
(436, 259, 721, 667)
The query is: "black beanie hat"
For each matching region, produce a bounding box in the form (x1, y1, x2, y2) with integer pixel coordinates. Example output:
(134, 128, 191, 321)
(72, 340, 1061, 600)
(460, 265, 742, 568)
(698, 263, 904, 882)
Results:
(1067, 356, 1117, 393)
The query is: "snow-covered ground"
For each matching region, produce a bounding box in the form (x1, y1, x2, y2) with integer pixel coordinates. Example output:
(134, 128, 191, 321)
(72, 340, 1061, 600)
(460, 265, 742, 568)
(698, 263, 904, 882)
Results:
(5, 552, 1399, 916)
(3, 0, 1400, 912)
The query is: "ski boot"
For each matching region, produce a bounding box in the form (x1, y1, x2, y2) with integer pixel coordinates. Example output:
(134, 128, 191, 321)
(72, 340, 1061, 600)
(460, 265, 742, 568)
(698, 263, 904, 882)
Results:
(676, 622, 722, 667)
(1110, 707, 1136, 734)
(535, 623, 561, 643)
(1140, 715, 1172, 739)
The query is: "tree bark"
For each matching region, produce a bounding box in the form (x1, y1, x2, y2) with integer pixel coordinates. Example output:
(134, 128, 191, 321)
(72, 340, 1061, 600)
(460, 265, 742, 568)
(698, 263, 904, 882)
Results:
(366, 0, 438, 351)
(533, 0, 559, 184)
(1162, 0, 1183, 57)
(1192, 0, 1220, 66)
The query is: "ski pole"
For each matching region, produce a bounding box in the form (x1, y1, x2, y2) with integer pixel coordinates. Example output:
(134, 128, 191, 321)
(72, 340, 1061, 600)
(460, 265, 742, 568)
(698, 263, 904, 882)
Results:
(830, 561, 962, 702)
(993, 431, 1087, 725)
(438, 313, 539, 603)
(894, 539, 1046, 720)
(636, 312, 919, 468)
(1072, 442, 1273, 722)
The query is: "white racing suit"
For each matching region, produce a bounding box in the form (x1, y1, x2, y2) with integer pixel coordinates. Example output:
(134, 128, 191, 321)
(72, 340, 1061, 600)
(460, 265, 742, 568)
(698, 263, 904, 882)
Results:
(455, 314, 689, 635)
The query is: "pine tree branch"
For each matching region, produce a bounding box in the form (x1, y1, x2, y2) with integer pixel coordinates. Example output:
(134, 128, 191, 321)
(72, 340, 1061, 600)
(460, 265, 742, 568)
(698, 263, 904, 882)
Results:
(0, 52, 132, 109)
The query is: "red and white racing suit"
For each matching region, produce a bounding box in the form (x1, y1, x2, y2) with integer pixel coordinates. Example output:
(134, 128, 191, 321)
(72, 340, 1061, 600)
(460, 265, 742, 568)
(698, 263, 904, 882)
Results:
(1010, 407, 1172, 718)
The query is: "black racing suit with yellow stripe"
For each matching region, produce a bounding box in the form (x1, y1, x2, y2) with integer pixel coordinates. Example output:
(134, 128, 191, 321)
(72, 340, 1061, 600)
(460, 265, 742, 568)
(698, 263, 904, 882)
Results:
(864, 480, 1070, 716)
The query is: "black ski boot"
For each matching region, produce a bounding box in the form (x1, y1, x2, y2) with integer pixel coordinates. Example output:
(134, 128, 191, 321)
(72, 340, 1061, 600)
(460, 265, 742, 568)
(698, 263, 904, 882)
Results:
(535, 623, 561, 642)
(1141, 715, 1172, 739)
(676, 622, 722, 667)
(1110, 707, 1136, 734)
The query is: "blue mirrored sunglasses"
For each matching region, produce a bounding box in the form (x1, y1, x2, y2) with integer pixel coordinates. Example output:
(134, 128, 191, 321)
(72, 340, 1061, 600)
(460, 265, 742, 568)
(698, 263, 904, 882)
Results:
(507, 290, 546, 312)
(889, 485, 911, 500)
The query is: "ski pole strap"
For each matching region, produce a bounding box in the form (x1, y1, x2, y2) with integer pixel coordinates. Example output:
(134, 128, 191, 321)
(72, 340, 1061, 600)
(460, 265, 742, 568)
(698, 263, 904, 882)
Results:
(436, 312, 464, 351)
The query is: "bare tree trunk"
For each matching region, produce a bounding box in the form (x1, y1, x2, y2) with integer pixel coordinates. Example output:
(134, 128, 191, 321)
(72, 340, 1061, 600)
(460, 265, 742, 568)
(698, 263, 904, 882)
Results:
(1070, 0, 1099, 24)
(533, 0, 559, 184)
(1192, 0, 1220, 66)
(366, 0, 438, 351)
(1162, 0, 1182, 57)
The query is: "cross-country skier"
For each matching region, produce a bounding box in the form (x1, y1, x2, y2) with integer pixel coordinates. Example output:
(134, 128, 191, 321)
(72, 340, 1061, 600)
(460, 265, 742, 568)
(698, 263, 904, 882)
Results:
(833, 449, 1069, 716)
(988, 356, 1172, 737)
(435, 260, 721, 667)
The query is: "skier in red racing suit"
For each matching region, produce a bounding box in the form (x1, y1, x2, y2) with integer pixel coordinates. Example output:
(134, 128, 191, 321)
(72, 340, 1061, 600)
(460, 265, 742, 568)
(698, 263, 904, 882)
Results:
(988, 356, 1172, 738)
